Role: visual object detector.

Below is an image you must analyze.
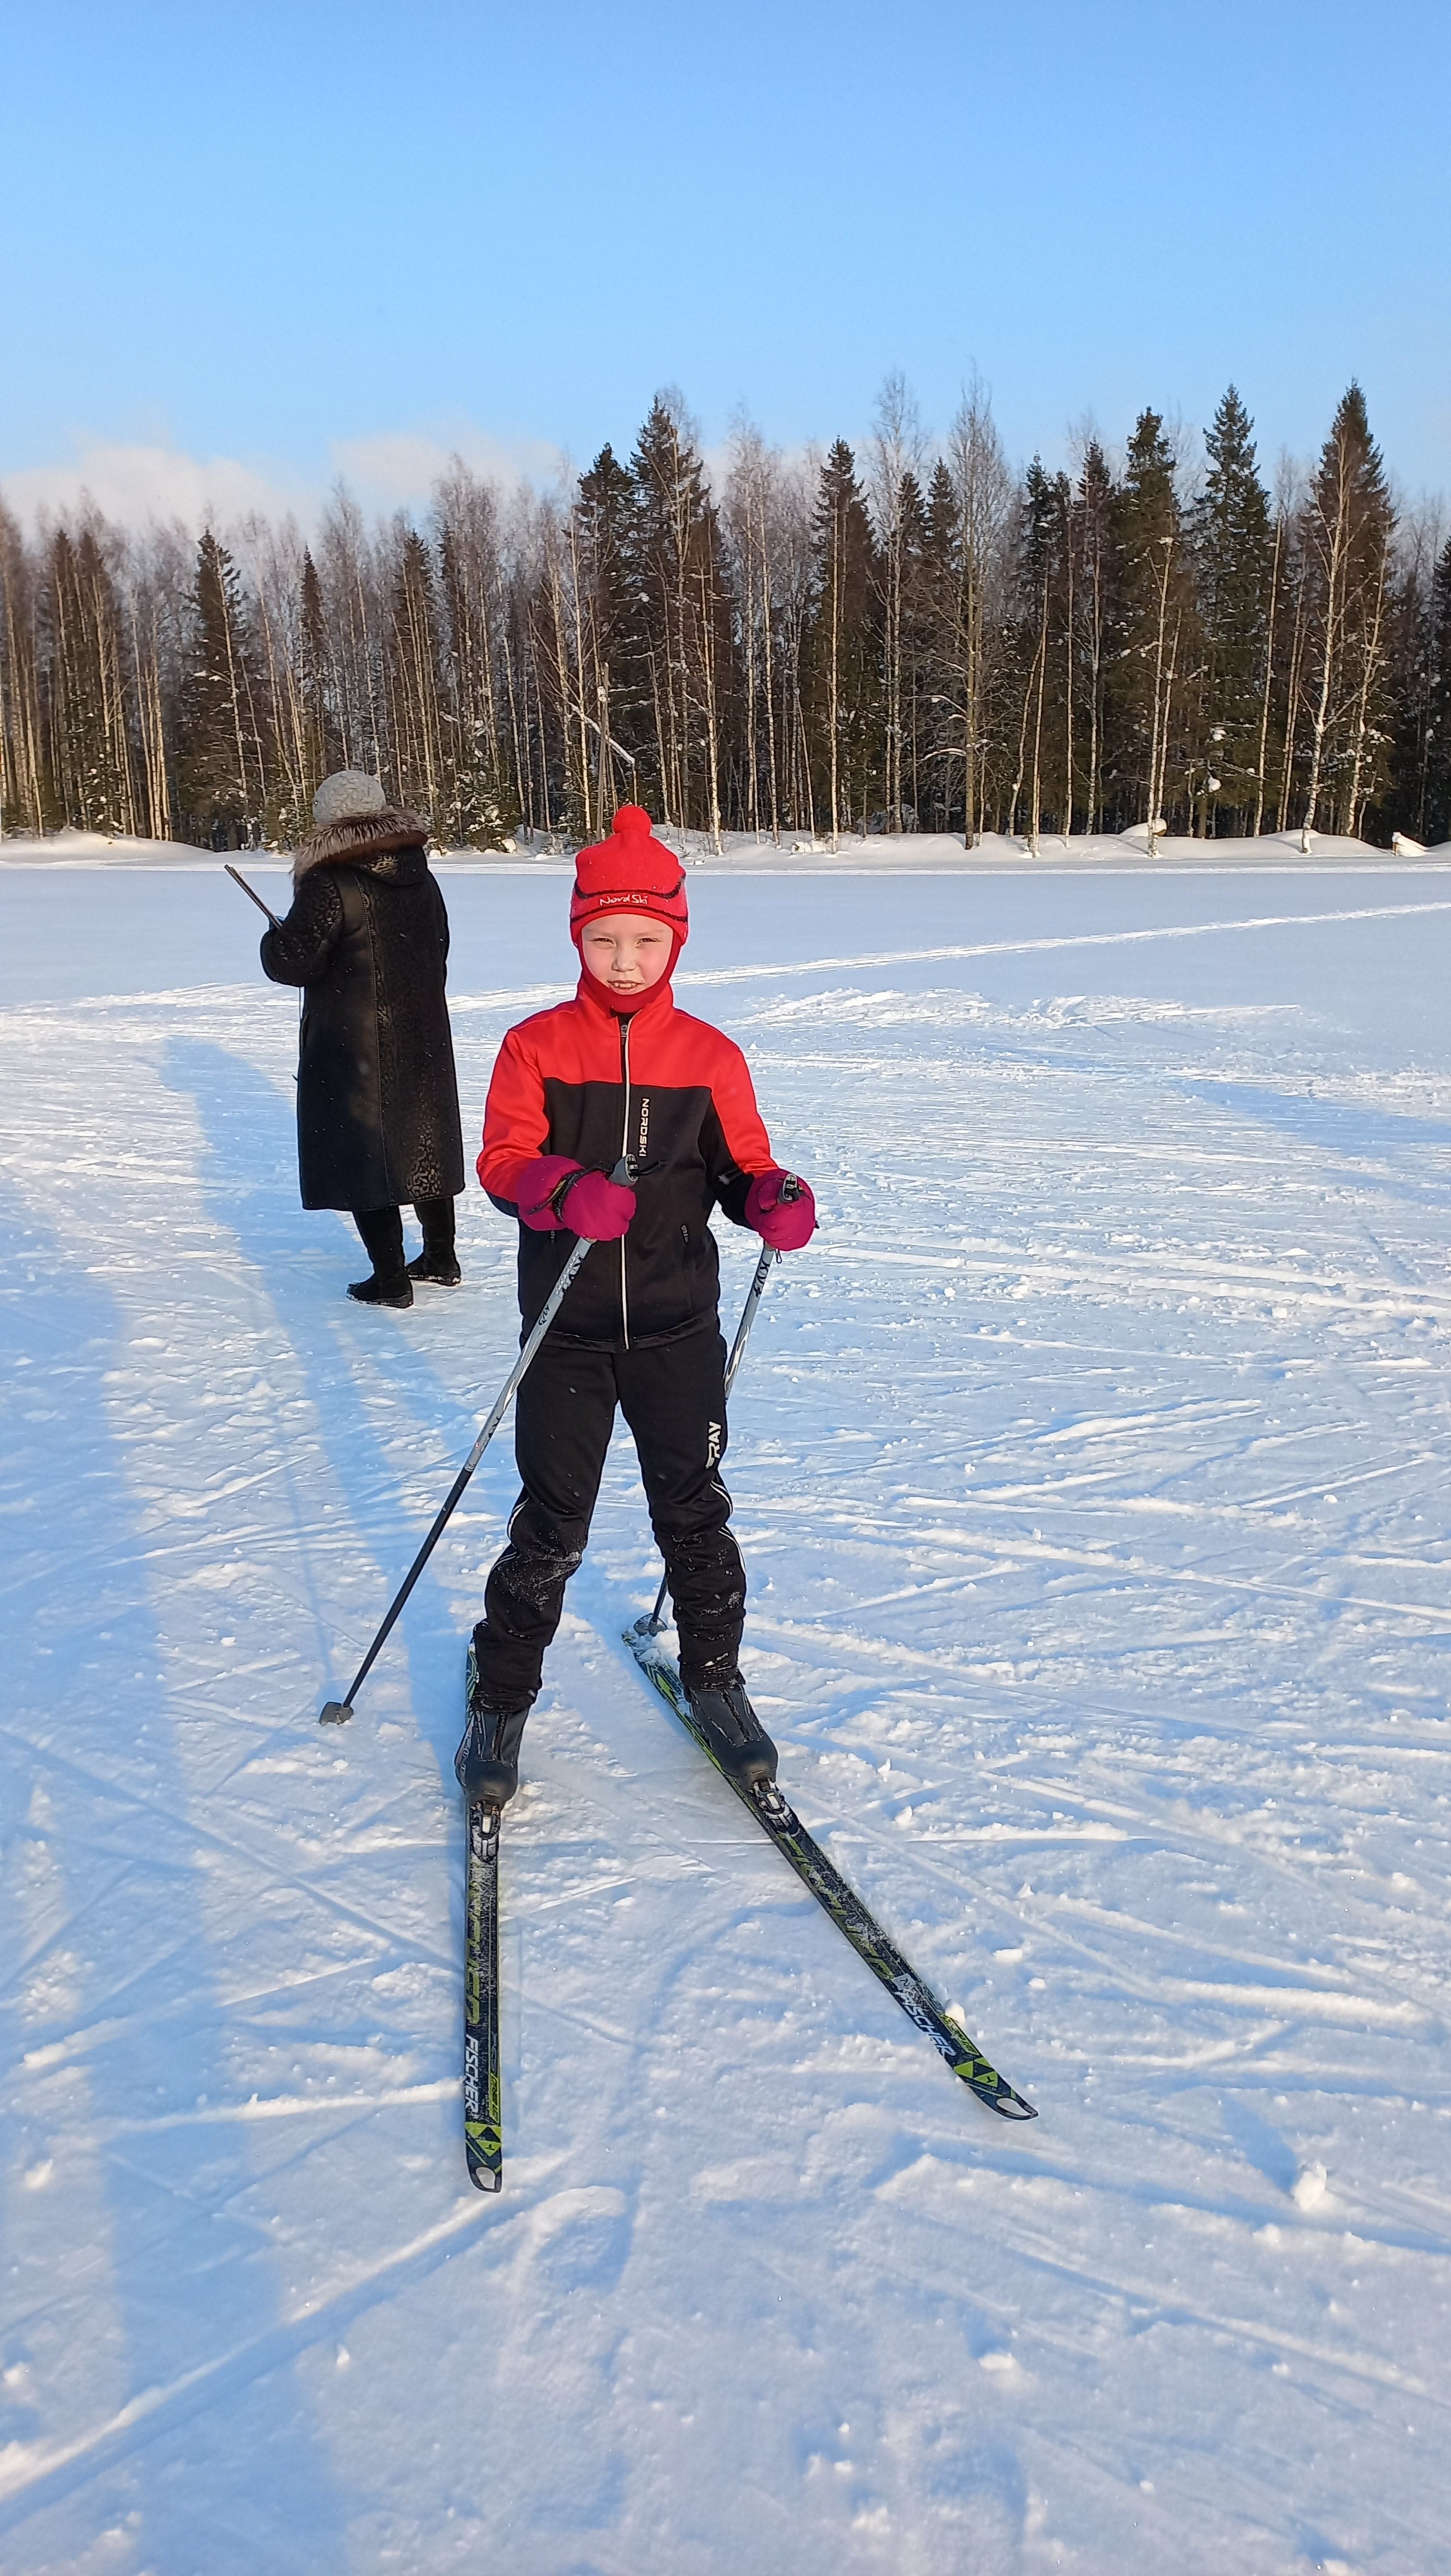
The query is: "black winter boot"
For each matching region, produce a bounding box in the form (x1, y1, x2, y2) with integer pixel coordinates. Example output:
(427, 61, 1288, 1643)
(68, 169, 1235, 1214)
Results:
(685, 1675, 777, 1790)
(347, 1271, 413, 1307)
(455, 1636, 531, 1807)
(350, 1206, 412, 1305)
(407, 1197, 461, 1286)
(406, 1250, 461, 1286)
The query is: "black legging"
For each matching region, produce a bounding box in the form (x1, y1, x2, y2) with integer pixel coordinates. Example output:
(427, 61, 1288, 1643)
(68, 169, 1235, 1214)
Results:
(353, 1198, 455, 1281)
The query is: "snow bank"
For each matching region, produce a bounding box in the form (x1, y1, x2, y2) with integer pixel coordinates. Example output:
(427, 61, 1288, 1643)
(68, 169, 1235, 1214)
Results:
(6, 822, 1447, 875)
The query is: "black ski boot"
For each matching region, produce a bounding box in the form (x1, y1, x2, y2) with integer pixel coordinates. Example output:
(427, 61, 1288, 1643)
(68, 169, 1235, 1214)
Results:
(455, 1640, 530, 1807)
(347, 1271, 413, 1307)
(685, 1675, 777, 1790)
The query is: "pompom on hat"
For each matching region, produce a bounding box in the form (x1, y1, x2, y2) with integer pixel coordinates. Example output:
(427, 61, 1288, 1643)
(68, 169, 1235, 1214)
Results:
(569, 805, 688, 947)
(313, 769, 386, 828)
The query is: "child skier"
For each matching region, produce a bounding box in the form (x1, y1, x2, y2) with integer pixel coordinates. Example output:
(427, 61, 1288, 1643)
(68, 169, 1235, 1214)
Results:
(456, 803, 815, 1808)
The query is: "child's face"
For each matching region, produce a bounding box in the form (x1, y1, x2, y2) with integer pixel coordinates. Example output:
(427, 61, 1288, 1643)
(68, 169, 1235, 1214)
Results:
(580, 913, 674, 995)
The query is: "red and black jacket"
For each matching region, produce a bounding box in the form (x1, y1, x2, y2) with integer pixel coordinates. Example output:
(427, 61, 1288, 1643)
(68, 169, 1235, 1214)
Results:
(478, 975, 776, 1349)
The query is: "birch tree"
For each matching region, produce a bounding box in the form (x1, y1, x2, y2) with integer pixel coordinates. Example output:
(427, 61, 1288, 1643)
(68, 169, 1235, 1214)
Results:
(942, 383, 1012, 843)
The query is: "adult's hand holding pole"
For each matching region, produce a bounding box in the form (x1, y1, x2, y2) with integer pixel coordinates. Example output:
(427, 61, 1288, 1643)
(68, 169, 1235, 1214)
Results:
(225, 862, 283, 929)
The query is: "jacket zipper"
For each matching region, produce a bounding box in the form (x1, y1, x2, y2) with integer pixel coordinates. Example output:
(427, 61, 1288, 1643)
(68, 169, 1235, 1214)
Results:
(619, 1015, 632, 1349)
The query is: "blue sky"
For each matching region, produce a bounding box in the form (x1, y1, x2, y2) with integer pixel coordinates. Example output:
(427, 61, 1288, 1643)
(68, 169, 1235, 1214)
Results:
(4, 0, 1448, 520)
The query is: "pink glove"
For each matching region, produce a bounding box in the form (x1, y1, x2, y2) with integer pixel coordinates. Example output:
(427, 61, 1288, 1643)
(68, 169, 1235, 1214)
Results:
(745, 1169, 816, 1251)
(515, 1154, 635, 1241)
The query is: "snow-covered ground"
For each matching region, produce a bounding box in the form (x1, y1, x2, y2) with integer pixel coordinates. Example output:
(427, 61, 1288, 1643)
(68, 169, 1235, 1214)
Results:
(3, 865, 1450, 2574)
(4, 821, 1446, 876)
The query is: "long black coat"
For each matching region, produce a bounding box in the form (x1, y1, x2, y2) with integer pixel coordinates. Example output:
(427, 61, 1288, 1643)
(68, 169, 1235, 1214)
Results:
(260, 811, 465, 1212)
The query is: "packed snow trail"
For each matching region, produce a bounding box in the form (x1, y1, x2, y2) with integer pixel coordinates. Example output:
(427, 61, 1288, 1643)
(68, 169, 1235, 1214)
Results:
(2, 867, 1450, 2574)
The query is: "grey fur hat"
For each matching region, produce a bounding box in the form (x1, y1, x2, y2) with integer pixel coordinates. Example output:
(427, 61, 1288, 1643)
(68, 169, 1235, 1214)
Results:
(313, 769, 386, 828)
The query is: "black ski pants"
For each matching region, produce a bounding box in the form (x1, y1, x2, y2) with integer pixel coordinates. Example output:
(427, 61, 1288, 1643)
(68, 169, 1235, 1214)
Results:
(474, 1323, 744, 1710)
(353, 1197, 455, 1280)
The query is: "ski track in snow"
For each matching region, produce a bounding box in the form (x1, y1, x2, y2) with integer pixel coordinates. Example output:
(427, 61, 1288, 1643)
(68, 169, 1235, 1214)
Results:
(2, 870, 1449, 2574)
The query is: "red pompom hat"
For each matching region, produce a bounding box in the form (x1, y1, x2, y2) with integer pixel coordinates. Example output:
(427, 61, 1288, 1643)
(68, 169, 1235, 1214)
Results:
(569, 806, 689, 949)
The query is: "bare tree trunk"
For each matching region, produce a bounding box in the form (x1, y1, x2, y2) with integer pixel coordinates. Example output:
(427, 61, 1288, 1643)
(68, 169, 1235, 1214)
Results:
(1302, 444, 1352, 835)
(947, 382, 1010, 848)
(1251, 506, 1284, 836)
(697, 559, 723, 853)
(136, 607, 170, 838)
(1277, 549, 1307, 832)
(1151, 613, 1182, 841)
(826, 498, 842, 848)
(565, 508, 595, 839)
(1062, 520, 1075, 838)
(1029, 568, 1049, 855)
(1345, 550, 1388, 836)
(0, 536, 47, 832)
(759, 479, 781, 843)
(1008, 619, 1041, 843)
(1145, 535, 1175, 836)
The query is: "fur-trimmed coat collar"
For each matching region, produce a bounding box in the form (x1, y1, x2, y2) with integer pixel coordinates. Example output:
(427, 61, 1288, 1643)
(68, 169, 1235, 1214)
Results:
(293, 806, 429, 886)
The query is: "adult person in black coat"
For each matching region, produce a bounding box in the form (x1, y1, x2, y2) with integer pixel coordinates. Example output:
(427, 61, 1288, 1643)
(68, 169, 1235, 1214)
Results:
(260, 770, 466, 1307)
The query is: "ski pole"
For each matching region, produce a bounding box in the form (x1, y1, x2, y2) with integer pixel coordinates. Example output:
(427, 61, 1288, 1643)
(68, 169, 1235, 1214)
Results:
(636, 1174, 803, 1638)
(225, 861, 283, 929)
(319, 1203, 612, 1723)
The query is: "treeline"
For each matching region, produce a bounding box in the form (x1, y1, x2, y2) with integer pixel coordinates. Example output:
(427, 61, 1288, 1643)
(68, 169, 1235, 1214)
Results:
(2, 377, 1449, 851)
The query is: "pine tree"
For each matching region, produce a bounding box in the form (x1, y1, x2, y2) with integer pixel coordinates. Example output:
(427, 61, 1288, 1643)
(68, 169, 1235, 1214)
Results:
(1299, 383, 1396, 837)
(1074, 441, 1115, 832)
(805, 440, 880, 842)
(916, 459, 961, 832)
(1009, 461, 1074, 845)
(1423, 535, 1451, 843)
(175, 531, 269, 848)
(1191, 387, 1273, 834)
(894, 467, 929, 829)
(573, 442, 644, 826)
(1381, 526, 1451, 845)
(299, 550, 337, 797)
(252, 532, 337, 847)
(1104, 411, 1199, 832)
(627, 396, 731, 836)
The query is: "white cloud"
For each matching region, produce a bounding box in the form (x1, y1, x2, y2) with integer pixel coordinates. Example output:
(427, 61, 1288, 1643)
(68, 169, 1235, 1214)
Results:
(0, 442, 310, 533)
(1, 423, 568, 535)
(330, 427, 566, 510)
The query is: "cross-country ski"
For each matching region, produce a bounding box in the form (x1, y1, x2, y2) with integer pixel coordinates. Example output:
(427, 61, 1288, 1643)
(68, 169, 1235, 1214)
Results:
(462, 1778, 503, 2192)
(624, 1617, 1036, 2120)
